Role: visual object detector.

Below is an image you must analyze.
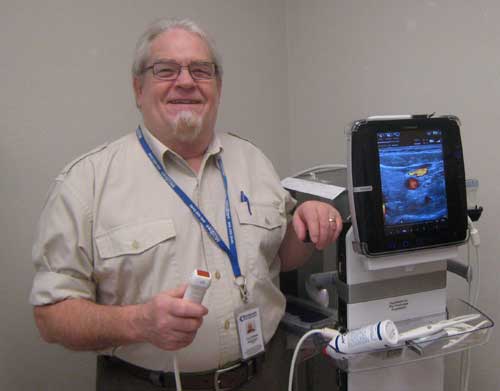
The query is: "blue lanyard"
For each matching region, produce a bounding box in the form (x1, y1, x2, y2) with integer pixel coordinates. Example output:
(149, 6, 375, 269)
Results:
(136, 126, 242, 279)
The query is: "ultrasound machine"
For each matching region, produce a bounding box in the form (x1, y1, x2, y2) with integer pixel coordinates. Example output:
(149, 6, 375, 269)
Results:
(282, 114, 493, 391)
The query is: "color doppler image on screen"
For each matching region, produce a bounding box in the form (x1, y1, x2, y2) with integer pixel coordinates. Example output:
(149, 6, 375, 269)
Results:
(377, 129, 448, 228)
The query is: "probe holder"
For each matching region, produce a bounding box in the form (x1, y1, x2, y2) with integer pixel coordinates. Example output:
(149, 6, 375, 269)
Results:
(324, 299, 493, 373)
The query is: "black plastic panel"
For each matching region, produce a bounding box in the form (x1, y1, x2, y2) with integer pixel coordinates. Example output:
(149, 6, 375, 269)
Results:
(350, 116, 467, 256)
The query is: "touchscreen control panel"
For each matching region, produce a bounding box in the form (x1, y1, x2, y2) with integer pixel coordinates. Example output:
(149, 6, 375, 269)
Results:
(347, 115, 467, 256)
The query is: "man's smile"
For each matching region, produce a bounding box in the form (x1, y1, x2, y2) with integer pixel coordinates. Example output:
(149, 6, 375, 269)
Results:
(167, 99, 203, 104)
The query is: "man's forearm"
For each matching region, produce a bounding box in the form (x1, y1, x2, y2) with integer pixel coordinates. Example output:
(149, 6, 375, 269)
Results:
(278, 222, 314, 271)
(34, 298, 145, 351)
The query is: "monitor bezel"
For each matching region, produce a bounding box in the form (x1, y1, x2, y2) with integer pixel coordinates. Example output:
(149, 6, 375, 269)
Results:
(347, 115, 468, 257)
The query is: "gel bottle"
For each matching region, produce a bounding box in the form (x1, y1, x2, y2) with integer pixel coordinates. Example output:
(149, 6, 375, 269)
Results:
(326, 320, 399, 354)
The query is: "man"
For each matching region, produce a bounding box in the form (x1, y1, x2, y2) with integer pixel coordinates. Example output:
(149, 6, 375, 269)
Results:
(30, 18, 342, 390)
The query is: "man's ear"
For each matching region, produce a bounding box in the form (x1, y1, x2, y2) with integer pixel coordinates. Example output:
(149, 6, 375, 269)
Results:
(216, 78, 222, 102)
(133, 77, 143, 109)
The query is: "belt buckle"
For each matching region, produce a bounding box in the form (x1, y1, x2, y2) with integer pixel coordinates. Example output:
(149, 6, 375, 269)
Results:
(214, 362, 241, 391)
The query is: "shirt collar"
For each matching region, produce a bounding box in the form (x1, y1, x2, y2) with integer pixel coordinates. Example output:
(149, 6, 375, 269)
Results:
(139, 124, 168, 165)
(139, 124, 224, 168)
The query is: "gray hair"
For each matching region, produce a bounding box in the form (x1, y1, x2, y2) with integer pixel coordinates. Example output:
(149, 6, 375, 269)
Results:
(132, 17, 223, 80)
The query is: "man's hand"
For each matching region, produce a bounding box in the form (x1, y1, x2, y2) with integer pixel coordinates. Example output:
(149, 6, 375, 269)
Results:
(33, 286, 209, 352)
(136, 284, 208, 351)
(292, 200, 343, 250)
(279, 200, 343, 271)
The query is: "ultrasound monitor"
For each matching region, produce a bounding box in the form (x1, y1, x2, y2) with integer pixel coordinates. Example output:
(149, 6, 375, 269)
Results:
(347, 115, 468, 257)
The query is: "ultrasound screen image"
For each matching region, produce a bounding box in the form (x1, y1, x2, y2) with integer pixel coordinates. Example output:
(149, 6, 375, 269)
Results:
(377, 130, 448, 227)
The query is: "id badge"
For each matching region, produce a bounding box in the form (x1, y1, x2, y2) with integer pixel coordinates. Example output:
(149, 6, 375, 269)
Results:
(235, 305, 265, 359)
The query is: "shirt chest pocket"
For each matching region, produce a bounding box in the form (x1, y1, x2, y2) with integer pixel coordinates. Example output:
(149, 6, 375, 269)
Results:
(96, 219, 176, 259)
(94, 219, 178, 303)
(235, 203, 285, 279)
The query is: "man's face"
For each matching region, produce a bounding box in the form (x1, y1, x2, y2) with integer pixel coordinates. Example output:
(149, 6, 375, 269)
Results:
(133, 29, 221, 146)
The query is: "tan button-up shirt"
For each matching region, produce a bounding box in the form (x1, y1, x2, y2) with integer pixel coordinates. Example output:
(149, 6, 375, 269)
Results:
(30, 127, 295, 372)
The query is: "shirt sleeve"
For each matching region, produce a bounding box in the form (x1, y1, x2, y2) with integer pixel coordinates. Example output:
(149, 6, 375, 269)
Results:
(30, 176, 96, 306)
(284, 189, 297, 224)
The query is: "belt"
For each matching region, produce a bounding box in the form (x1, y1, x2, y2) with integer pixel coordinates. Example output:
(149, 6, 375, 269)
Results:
(103, 354, 265, 391)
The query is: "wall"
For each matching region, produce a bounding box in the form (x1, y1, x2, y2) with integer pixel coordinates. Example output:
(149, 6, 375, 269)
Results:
(2, 0, 499, 390)
(0, 1, 288, 390)
(286, 1, 500, 390)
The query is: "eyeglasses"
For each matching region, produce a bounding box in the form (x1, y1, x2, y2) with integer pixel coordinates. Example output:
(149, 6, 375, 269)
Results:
(142, 61, 218, 81)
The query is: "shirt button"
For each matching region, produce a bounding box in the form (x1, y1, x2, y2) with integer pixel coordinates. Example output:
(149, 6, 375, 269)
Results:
(131, 240, 140, 250)
(215, 271, 221, 280)
(224, 320, 230, 330)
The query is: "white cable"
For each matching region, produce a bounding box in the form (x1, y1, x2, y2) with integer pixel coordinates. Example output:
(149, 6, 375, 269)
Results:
(288, 328, 339, 391)
(467, 241, 472, 299)
(468, 217, 480, 248)
(443, 320, 490, 349)
(473, 247, 480, 306)
(173, 354, 182, 390)
(288, 329, 323, 391)
(460, 217, 481, 391)
(462, 246, 480, 391)
(461, 243, 471, 391)
(460, 234, 471, 391)
(461, 319, 487, 391)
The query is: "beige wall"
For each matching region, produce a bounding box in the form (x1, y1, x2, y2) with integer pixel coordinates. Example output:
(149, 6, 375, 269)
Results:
(2, 0, 499, 390)
(286, 1, 500, 390)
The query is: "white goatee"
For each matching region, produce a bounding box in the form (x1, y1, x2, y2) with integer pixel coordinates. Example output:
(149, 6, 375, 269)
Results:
(173, 111, 202, 143)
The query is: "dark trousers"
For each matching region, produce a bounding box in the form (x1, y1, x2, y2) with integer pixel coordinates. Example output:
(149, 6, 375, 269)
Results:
(96, 328, 290, 391)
